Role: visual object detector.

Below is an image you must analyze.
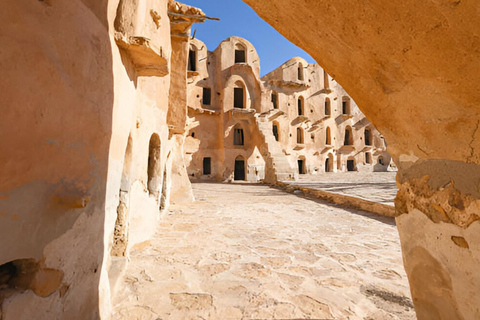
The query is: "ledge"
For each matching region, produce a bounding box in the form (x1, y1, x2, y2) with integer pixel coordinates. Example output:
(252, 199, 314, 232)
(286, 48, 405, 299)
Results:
(267, 79, 310, 90)
(115, 34, 168, 77)
(230, 108, 255, 120)
(338, 145, 355, 152)
(188, 105, 219, 115)
(294, 144, 305, 150)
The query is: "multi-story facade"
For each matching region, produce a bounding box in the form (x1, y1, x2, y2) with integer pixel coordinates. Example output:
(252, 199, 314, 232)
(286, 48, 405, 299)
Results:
(185, 37, 392, 183)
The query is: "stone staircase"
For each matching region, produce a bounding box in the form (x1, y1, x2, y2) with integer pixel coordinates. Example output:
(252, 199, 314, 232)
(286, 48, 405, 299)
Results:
(255, 115, 297, 183)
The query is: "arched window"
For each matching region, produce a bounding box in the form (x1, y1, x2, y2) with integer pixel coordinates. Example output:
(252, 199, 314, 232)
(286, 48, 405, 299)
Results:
(271, 91, 278, 109)
(147, 133, 161, 197)
(234, 43, 246, 64)
(297, 96, 304, 116)
(234, 155, 246, 180)
(323, 70, 330, 90)
(298, 62, 304, 81)
(233, 125, 244, 145)
(325, 127, 331, 145)
(364, 128, 372, 146)
(188, 46, 196, 71)
(297, 127, 304, 144)
(344, 126, 353, 145)
(272, 122, 279, 141)
(233, 81, 245, 109)
(342, 96, 351, 115)
(324, 98, 331, 116)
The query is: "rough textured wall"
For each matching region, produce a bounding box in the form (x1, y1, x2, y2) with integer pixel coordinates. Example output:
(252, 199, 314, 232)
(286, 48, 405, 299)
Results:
(244, 0, 480, 164)
(0, 0, 112, 318)
(243, 0, 480, 318)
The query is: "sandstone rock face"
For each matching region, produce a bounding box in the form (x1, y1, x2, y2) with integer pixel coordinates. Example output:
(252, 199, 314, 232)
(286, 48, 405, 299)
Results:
(1, 0, 199, 318)
(243, 0, 480, 318)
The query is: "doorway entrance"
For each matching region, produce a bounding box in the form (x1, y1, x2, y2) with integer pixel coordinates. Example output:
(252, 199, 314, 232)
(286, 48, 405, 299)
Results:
(298, 159, 305, 174)
(234, 156, 245, 181)
(347, 159, 356, 171)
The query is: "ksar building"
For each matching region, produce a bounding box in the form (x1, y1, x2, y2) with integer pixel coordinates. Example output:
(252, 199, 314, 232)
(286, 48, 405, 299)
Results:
(184, 37, 392, 183)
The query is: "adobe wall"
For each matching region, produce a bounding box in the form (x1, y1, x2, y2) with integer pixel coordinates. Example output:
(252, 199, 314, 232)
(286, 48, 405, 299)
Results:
(262, 58, 390, 175)
(0, 0, 198, 318)
(185, 37, 267, 182)
(243, 0, 480, 317)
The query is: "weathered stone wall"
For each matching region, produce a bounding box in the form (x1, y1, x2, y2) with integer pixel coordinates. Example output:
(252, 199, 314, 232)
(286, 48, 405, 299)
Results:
(0, 1, 113, 318)
(243, 0, 480, 317)
(1, 0, 200, 318)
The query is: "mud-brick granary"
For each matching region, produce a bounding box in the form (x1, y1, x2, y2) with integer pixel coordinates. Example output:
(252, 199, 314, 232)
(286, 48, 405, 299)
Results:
(2, 0, 480, 318)
(184, 37, 392, 183)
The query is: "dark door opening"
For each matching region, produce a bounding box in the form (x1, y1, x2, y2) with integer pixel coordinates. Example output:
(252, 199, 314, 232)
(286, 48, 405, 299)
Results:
(188, 50, 196, 71)
(325, 158, 330, 172)
(203, 157, 211, 175)
(273, 124, 279, 141)
(234, 159, 245, 180)
(202, 88, 211, 105)
(347, 160, 356, 171)
(298, 159, 305, 174)
(235, 50, 246, 63)
(234, 87, 244, 109)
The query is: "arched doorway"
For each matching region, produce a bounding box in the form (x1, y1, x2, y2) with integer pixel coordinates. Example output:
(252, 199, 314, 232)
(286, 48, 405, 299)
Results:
(298, 156, 306, 174)
(347, 157, 356, 171)
(147, 133, 161, 198)
(325, 153, 333, 172)
(112, 135, 133, 257)
(344, 126, 353, 145)
(234, 155, 246, 181)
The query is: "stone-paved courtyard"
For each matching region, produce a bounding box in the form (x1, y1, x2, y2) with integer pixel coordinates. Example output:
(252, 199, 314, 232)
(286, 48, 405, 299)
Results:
(112, 181, 415, 319)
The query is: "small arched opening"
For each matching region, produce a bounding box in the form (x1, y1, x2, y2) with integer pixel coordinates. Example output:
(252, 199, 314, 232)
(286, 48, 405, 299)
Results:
(233, 81, 245, 109)
(298, 156, 306, 174)
(112, 135, 134, 257)
(347, 157, 356, 172)
(378, 156, 385, 166)
(325, 98, 331, 116)
(344, 126, 353, 146)
(188, 45, 197, 72)
(364, 127, 372, 146)
(297, 127, 304, 144)
(342, 96, 351, 115)
(272, 121, 280, 142)
(298, 62, 304, 81)
(325, 127, 332, 145)
(271, 91, 278, 109)
(323, 70, 330, 90)
(297, 96, 304, 116)
(233, 124, 245, 146)
(365, 152, 372, 164)
(234, 155, 246, 181)
(147, 133, 162, 198)
(325, 153, 334, 172)
(234, 43, 246, 64)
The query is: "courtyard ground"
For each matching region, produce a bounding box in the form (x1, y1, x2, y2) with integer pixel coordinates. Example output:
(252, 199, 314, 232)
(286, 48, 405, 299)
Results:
(112, 180, 415, 319)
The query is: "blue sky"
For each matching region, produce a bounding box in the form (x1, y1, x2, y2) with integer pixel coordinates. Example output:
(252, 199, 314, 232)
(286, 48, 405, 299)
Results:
(182, 0, 316, 76)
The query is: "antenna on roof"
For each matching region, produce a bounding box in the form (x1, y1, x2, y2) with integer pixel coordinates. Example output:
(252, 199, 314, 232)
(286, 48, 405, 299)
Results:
(192, 29, 197, 40)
